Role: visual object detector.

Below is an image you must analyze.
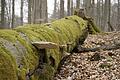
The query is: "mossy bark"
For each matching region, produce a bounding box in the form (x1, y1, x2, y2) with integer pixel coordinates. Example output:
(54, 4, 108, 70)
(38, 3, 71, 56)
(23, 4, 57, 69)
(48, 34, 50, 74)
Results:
(0, 15, 99, 80)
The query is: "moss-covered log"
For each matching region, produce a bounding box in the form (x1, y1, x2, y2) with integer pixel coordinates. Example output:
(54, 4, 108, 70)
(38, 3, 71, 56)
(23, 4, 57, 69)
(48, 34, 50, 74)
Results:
(0, 15, 99, 80)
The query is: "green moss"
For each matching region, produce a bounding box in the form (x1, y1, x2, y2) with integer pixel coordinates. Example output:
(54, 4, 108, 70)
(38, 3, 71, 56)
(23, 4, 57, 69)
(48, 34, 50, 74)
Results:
(0, 46, 17, 80)
(38, 64, 55, 80)
(0, 29, 39, 80)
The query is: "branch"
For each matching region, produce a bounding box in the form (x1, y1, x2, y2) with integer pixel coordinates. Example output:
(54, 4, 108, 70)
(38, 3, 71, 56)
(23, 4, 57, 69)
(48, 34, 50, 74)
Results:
(78, 43, 120, 53)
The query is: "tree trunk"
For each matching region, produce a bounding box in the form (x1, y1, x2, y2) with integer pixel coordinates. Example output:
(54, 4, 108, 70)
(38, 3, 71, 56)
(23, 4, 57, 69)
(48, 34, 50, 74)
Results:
(11, 0, 15, 28)
(28, 0, 31, 24)
(101, 0, 104, 30)
(31, 0, 47, 23)
(43, 0, 48, 23)
(53, 0, 57, 18)
(83, 0, 91, 16)
(118, 0, 120, 30)
(20, 0, 23, 25)
(67, 0, 70, 16)
(103, 0, 108, 31)
(1, 0, 6, 28)
(71, 0, 73, 15)
(108, 0, 111, 31)
(96, 0, 101, 27)
(76, 0, 80, 9)
(60, 0, 64, 18)
(91, 0, 95, 19)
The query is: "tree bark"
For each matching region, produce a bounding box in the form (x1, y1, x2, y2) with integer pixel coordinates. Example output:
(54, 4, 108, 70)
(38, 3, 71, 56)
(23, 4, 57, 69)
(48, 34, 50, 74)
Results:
(71, 0, 73, 15)
(1, 0, 6, 28)
(11, 0, 15, 28)
(67, 0, 70, 16)
(118, 0, 120, 30)
(53, 0, 57, 18)
(103, 0, 108, 31)
(28, 0, 31, 24)
(76, 0, 80, 9)
(60, 0, 64, 18)
(20, 0, 23, 25)
(108, 0, 111, 31)
(91, 0, 95, 19)
(43, 0, 48, 23)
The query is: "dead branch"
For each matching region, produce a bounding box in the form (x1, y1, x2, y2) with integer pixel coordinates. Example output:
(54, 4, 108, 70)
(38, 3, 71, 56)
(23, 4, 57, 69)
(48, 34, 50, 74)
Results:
(77, 43, 120, 53)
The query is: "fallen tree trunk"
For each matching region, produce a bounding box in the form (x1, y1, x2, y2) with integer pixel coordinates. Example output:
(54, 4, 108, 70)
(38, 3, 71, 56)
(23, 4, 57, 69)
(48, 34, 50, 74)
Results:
(0, 15, 99, 80)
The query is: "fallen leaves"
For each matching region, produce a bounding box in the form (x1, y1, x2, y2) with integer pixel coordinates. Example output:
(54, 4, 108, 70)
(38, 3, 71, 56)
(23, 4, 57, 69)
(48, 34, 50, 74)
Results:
(54, 32, 120, 80)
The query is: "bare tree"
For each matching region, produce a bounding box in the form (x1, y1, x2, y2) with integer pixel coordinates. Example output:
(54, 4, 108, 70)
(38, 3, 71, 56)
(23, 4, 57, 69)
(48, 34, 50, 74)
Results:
(103, 0, 108, 31)
(108, 0, 111, 31)
(11, 0, 15, 28)
(83, 0, 91, 16)
(42, 0, 48, 23)
(53, 0, 57, 18)
(91, 0, 95, 19)
(31, 0, 48, 23)
(76, 0, 80, 9)
(67, 0, 70, 16)
(20, 0, 23, 25)
(1, 0, 6, 28)
(118, 0, 120, 30)
(71, 0, 73, 15)
(96, 0, 101, 27)
(60, 0, 64, 18)
(28, 0, 31, 24)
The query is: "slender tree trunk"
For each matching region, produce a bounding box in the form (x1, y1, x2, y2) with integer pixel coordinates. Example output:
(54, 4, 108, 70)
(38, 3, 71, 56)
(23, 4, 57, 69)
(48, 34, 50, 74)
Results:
(28, 0, 31, 24)
(91, 0, 95, 19)
(60, 0, 64, 18)
(67, 0, 70, 16)
(71, 0, 73, 15)
(108, 0, 111, 31)
(20, 0, 23, 25)
(76, 0, 80, 9)
(103, 0, 108, 31)
(39, 0, 42, 23)
(1, 0, 6, 28)
(32, 0, 36, 23)
(8, 0, 12, 28)
(44, 0, 48, 22)
(118, 0, 120, 30)
(12, 0, 15, 28)
(101, 0, 104, 30)
(83, 0, 91, 16)
(53, 0, 57, 18)
(96, 0, 101, 27)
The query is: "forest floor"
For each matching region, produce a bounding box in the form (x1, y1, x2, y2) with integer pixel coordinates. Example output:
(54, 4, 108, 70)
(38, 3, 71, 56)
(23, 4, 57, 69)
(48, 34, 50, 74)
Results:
(54, 31, 120, 80)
